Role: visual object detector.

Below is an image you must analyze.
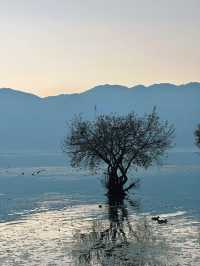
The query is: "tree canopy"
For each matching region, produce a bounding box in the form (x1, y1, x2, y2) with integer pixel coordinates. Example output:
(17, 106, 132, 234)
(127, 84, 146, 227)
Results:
(63, 108, 174, 196)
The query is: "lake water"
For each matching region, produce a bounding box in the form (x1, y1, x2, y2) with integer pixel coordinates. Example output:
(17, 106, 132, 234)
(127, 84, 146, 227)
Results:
(0, 151, 200, 265)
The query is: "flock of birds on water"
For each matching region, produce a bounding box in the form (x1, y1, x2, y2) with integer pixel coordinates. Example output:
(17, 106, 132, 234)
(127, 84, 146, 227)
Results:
(21, 169, 46, 176)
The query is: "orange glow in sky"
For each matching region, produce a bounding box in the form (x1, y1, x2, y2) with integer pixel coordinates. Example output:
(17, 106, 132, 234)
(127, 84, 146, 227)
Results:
(0, 0, 199, 96)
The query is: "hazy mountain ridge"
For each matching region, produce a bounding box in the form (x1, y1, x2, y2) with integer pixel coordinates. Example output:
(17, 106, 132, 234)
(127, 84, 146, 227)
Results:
(0, 83, 200, 151)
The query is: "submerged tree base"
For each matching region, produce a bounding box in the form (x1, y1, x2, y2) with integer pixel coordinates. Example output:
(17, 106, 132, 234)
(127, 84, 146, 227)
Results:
(104, 174, 138, 201)
(106, 188, 127, 202)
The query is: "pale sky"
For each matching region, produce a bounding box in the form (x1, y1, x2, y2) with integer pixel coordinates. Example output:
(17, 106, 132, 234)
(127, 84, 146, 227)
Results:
(0, 0, 199, 96)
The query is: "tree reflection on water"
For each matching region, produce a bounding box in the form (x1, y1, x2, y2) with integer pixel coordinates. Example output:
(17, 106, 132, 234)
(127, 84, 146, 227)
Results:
(72, 196, 177, 266)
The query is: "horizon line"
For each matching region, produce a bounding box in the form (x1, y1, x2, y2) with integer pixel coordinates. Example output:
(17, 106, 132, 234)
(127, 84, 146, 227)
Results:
(0, 81, 200, 98)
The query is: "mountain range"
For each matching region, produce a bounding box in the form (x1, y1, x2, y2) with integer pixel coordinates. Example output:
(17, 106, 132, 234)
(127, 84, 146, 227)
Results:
(0, 82, 199, 152)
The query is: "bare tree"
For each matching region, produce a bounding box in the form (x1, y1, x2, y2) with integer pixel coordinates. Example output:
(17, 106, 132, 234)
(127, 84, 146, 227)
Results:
(195, 124, 200, 148)
(63, 108, 174, 197)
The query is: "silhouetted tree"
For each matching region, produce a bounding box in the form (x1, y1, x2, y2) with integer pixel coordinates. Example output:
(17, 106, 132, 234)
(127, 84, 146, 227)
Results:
(195, 124, 200, 148)
(63, 108, 174, 197)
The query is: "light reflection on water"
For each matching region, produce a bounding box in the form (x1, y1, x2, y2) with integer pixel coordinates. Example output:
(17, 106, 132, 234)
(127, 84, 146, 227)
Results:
(0, 152, 199, 265)
(71, 198, 200, 266)
(0, 205, 102, 266)
(0, 204, 200, 265)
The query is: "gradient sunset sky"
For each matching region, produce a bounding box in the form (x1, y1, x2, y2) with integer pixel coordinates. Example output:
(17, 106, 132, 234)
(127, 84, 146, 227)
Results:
(0, 0, 199, 96)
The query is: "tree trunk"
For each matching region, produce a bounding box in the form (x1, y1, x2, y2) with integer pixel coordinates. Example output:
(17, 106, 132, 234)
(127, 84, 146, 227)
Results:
(106, 166, 126, 198)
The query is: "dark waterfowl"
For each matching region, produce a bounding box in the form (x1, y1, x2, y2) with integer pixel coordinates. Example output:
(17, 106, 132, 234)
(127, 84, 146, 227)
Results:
(157, 218, 168, 224)
(151, 216, 160, 221)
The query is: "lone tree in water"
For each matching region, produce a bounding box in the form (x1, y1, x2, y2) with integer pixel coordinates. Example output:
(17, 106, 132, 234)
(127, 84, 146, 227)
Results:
(63, 108, 174, 198)
(195, 124, 200, 148)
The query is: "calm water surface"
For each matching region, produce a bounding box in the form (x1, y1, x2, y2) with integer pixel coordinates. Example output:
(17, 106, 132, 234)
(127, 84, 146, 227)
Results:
(0, 151, 199, 265)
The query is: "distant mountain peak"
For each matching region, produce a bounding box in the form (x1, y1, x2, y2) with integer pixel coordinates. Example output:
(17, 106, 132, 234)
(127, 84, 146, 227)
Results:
(84, 84, 129, 94)
(94, 84, 128, 89)
(182, 82, 200, 88)
(148, 83, 177, 89)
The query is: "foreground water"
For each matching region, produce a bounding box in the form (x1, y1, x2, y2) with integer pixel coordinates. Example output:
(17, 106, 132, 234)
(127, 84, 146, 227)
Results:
(0, 151, 199, 265)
